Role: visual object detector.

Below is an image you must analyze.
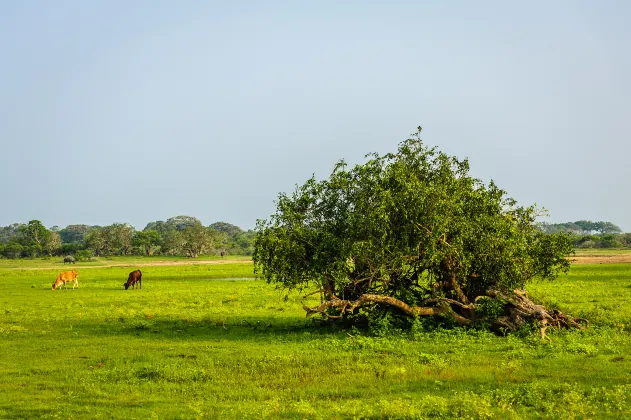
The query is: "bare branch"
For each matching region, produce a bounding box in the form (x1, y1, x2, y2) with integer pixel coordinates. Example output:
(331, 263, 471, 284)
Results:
(302, 293, 471, 326)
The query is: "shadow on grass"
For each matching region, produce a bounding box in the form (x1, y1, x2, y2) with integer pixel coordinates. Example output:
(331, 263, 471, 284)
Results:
(74, 315, 349, 343)
(0, 406, 54, 420)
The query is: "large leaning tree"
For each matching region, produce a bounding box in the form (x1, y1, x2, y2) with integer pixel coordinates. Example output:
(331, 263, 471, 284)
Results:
(254, 130, 587, 336)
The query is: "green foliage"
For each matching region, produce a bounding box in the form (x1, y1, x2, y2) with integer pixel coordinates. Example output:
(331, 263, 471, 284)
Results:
(21, 244, 42, 258)
(209, 222, 255, 256)
(254, 131, 573, 322)
(43, 231, 62, 256)
(209, 221, 243, 237)
(159, 224, 219, 258)
(0, 223, 24, 244)
(59, 242, 81, 255)
(181, 224, 215, 258)
(571, 233, 624, 249)
(2, 242, 23, 258)
(539, 220, 623, 235)
(14, 220, 51, 257)
(474, 296, 506, 321)
(132, 229, 161, 256)
(74, 249, 93, 262)
(539, 220, 628, 249)
(58, 224, 96, 244)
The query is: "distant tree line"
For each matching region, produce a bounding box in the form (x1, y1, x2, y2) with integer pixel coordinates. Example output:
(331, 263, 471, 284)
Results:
(0, 216, 254, 260)
(538, 220, 630, 249)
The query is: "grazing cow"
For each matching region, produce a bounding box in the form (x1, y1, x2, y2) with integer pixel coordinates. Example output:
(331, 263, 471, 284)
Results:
(124, 270, 142, 290)
(63, 256, 75, 264)
(220, 251, 225, 258)
(52, 270, 79, 290)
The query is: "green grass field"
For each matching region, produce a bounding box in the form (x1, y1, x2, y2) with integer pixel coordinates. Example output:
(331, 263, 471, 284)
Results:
(1, 258, 630, 419)
(0, 255, 252, 269)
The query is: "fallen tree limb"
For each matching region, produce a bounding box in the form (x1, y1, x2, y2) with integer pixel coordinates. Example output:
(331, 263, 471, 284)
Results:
(303, 294, 471, 326)
(302, 288, 587, 336)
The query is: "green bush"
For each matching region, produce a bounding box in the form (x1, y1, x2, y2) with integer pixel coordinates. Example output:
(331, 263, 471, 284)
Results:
(75, 249, 93, 262)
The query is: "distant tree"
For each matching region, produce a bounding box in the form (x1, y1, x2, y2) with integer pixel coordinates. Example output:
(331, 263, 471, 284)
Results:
(593, 221, 622, 234)
(573, 220, 622, 234)
(20, 220, 50, 250)
(161, 230, 186, 256)
(619, 233, 631, 247)
(574, 220, 596, 233)
(44, 231, 62, 256)
(75, 249, 94, 262)
(59, 224, 95, 244)
(181, 224, 213, 258)
(539, 221, 623, 236)
(144, 216, 205, 255)
(598, 234, 622, 248)
(209, 222, 243, 237)
(233, 230, 255, 255)
(208, 229, 229, 253)
(165, 216, 203, 232)
(144, 220, 169, 236)
(133, 229, 161, 256)
(208, 222, 255, 255)
(22, 244, 42, 258)
(2, 243, 23, 259)
(0, 223, 24, 244)
(158, 222, 218, 257)
(60, 243, 81, 255)
(85, 229, 106, 257)
(103, 223, 135, 255)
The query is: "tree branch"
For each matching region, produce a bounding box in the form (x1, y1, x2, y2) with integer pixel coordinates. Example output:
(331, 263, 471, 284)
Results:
(302, 293, 471, 325)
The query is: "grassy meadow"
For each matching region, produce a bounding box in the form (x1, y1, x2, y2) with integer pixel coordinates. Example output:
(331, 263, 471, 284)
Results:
(0, 257, 630, 419)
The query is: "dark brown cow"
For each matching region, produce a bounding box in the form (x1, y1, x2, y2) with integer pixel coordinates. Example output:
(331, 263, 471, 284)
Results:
(124, 270, 142, 290)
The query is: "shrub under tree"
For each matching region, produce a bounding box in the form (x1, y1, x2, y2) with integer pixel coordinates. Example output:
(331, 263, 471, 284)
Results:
(254, 129, 587, 336)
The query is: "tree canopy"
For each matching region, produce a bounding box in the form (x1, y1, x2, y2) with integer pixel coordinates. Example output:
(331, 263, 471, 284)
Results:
(0, 217, 254, 259)
(254, 130, 583, 334)
(538, 220, 622, 235)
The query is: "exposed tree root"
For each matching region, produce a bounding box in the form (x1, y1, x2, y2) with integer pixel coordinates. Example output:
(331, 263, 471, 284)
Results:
(302, 288, 587, 337)
(487, 289, 588, 336)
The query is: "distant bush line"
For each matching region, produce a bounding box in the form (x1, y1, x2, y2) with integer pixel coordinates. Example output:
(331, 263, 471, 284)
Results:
(1, 217, 627, 259)
(537, 220, 630, 249)
(0, 216, 254, 259)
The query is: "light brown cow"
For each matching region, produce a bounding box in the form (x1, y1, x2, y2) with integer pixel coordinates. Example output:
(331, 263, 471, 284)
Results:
(52, 270, 79, 290)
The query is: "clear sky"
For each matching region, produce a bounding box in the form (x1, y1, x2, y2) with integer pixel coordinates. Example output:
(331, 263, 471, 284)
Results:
(1, 1, 629, 231)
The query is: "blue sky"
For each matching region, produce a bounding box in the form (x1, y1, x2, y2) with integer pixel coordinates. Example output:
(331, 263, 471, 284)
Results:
(1, 1, 630, 230)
